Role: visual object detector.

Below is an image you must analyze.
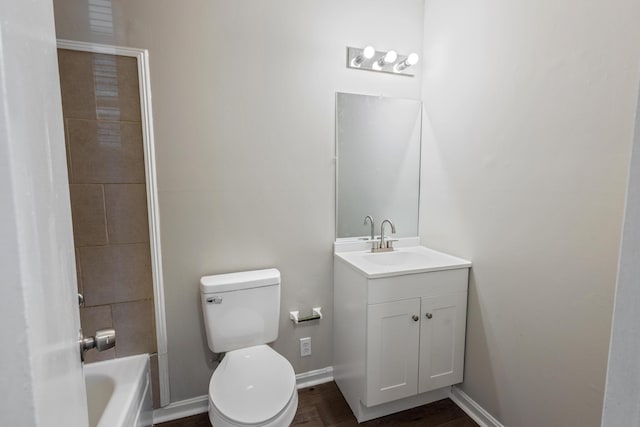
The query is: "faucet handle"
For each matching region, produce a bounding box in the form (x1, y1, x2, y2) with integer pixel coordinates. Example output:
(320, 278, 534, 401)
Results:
(385, 238, 398, 249)
(79, 328, 116, 361)
(94, 328, 116, 352)
(370, 237, 381, 250)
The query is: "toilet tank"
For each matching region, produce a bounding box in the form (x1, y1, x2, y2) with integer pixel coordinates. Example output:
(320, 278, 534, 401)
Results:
(200, 268, 281, 353)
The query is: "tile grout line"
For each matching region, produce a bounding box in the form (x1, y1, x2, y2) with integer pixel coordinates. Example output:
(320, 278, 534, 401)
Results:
(101, 183, 109, 246)
(63, 117, 142, 125)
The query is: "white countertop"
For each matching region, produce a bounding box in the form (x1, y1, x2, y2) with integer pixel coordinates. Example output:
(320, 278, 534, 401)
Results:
(334, 241, 471, 279)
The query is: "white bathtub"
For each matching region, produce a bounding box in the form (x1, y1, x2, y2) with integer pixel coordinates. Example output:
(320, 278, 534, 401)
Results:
(84, 354, 153, 427)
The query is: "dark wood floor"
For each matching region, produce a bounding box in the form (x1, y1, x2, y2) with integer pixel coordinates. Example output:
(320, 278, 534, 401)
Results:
(155, 382, 478, 427)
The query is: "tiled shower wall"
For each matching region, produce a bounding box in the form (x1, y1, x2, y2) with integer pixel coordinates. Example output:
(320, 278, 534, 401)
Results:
(57, 49, 160, 407)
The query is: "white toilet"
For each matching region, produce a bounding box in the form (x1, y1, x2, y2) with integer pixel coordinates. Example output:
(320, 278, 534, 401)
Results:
(200, 268, 298, 427)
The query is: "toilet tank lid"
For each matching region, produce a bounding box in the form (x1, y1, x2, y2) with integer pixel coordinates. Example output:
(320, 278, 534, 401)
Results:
(200, 268, 280, 293)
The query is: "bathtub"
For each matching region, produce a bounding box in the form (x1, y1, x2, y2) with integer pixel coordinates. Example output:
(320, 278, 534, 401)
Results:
(84, 354, 153, 427)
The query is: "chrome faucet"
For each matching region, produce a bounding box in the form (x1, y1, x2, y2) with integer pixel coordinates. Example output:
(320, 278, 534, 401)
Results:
(380, 219, 396, 249)
(364, 215, 375, 241)
(79, 328, 116, 361)
(77, 293, 116, 361)
(371, 219, 397, 252)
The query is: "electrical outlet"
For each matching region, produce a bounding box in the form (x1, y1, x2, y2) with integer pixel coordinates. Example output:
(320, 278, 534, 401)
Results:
(300, 337, 311, 357)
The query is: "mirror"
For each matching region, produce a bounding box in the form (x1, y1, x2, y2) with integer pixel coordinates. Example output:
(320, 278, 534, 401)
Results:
(336, 92, 422, 239)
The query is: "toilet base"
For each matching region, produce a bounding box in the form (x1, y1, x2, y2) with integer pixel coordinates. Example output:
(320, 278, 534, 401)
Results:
(208, 390, 298, 427)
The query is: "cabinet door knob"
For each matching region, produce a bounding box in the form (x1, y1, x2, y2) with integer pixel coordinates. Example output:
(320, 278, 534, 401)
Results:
(425, 313, 433, 319)
(412, 315, 419, 322)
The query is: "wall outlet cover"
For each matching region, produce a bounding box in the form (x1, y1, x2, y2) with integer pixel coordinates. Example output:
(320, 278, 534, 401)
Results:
(300, 337, 311, 357)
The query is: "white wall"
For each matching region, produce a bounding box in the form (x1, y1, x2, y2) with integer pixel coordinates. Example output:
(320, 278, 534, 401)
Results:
(53, 0, 425, 402)
(420, 1, 640, 425)
(601, 88, 640, 426)
(0, 0, 88, 425)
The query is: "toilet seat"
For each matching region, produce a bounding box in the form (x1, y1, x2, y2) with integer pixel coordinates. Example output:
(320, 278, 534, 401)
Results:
(209, 391, 298, 427)
(209, 345, 297, 426)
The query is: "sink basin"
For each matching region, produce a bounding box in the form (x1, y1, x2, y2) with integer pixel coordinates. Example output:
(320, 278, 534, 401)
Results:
(335, 245, 471, 278)
(362, 251, 432, 266)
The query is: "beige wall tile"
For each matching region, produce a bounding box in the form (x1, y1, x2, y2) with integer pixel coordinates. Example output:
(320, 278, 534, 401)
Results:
(80, 305, 115, 363)
(105, 184, 149, 244)
(112, 300, 157, 357)
(79, 243, 153, 306)
(94, 54, 141, 122)
(57, 49, 97, 120)
(67, 119, 145, 184)
(69, 184, 107, 247)
(59, 48, 156, 372)
(150, 353, 161, 409)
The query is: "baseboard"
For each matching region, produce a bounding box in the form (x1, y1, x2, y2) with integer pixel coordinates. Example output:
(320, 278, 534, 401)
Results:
(152, 366, 334, 424)
(449, 385, 504, 427)
(296, 366, 334, 389)
(152, 394, 209, 424)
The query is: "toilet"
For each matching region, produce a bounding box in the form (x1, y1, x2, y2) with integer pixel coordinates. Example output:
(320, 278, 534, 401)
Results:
(200, 268, 298, 427)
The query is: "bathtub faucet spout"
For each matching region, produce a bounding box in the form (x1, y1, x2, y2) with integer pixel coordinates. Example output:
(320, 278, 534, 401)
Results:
(79, 328, 116, 361)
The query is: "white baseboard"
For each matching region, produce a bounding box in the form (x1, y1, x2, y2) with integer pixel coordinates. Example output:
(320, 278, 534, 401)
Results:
(296, 366, 334, 389)
(152, 366, 334, 424)
(449, 385, 504, 427)
(152, 394, 209, 424)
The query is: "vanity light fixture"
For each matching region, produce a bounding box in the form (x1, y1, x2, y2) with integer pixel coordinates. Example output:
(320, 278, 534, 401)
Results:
(352, 45, 375, 66)
(394, 52, 419, 72)
(346, 46, 418, 77)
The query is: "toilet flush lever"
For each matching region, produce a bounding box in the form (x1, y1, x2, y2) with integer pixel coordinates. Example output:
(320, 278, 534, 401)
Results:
(207, 296, 223, 304)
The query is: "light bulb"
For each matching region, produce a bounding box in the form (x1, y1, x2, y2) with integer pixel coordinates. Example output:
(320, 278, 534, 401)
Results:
(352, 45, 376, 66)
(378, 50, 397, 67)
(363, 45, 375, 59)
(394, 53, 420, 72)
(383, 50, 397, 63)
(406, 53, 419, 66)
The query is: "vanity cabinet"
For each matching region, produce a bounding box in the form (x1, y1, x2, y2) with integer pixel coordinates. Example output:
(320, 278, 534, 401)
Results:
(366, 298, 421, 406)
(365, 292, 467, 407)
(418, 293, 467, 392)
(333, 251, 470, 422)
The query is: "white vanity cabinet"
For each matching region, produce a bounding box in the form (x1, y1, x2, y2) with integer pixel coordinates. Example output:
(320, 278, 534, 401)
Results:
(366, 290, 468, 407)
(333, 245, 470, 422)
(365, 298, 421, 406)
(418, 292, 468, 392)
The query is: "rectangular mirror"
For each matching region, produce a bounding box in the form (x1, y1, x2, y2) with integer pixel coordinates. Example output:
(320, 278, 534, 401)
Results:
(336, 92, 422, 239)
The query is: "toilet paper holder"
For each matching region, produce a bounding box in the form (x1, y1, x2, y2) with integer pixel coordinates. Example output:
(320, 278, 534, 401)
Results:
(290, 307, 323, 324)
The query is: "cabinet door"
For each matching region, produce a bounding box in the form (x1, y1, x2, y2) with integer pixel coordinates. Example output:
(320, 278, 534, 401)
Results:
(419, 292, 468, 393)
(366, 298, 420, 407)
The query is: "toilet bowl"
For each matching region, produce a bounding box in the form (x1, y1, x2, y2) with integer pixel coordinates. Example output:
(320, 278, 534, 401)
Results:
(208, 345, 297, 427)
(200, 269, 298, 427)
